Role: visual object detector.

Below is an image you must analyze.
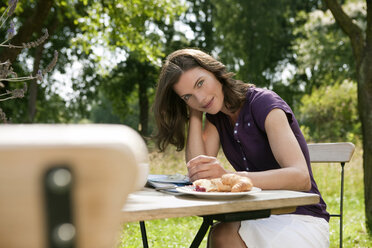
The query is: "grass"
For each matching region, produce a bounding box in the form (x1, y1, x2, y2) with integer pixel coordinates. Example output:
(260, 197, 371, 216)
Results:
(118, 144, 372, 248)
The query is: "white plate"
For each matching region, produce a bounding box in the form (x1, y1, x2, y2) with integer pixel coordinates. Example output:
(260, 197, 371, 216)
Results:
(147, 174, 190, 184)
(176, 186, 262, 200)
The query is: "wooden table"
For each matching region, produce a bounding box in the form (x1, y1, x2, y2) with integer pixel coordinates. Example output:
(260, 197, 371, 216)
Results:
(121, 187, 319, 247)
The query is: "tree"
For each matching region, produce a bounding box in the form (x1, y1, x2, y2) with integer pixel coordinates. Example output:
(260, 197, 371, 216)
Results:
(1, 0, 185, 124)
(209, 0, 321, 106)
(290, 4, 360, 95)
(183, 0, 216, 53)
(0, 0, 96, 123)
(99, 53, 158, 136)
(67, 0, 186, 133)
(0, 0, 61, 123)
(323, 0, 372, 231)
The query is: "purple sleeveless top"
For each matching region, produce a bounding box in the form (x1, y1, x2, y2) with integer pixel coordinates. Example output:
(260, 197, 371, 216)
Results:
(206, 87, 329, 221)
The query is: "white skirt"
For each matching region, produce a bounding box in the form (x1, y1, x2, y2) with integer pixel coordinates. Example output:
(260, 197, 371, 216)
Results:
(238, 214, 329, 248)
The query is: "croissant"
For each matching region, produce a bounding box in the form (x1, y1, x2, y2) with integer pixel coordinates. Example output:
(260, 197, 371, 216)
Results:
(193, 179, 218, 192)
(211, 178, 232, 192)
(221, 174, 253, 192)
(193, 174, 253, 192)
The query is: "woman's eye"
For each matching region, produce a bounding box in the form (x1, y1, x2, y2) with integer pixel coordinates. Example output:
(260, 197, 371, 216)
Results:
(183, 95, 190, 101)
(197, 80, 204, 87)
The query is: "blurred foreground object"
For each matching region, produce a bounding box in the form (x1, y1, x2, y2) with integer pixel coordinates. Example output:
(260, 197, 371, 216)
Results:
(0, 124, 149, 248)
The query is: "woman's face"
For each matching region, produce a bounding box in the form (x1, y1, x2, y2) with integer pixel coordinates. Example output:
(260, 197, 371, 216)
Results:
(173, 67, 224, 114)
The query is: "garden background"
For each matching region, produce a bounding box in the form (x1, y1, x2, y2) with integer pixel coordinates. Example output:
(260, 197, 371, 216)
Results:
(1, 0, 371, 247)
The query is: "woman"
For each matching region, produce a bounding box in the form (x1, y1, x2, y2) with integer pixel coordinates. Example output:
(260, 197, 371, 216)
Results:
(153, 48, 329, 248)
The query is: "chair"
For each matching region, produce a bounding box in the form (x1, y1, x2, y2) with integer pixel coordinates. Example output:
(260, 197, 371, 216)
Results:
(0, 124, 149, 248)
(308, 142, 355, 248)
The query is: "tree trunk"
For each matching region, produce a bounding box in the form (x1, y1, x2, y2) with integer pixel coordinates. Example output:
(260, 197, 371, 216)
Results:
(27, 45, 44, 123)
(359, 41, 372, 232)
(138, 80, 149, 137)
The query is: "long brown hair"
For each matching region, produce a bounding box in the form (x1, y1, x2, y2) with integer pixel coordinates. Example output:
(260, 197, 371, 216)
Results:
(153, 48, 253, 152)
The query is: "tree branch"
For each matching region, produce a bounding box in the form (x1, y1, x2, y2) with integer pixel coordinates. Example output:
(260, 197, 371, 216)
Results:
(323, 0, 365, 65)
(0, 0, 54, 63)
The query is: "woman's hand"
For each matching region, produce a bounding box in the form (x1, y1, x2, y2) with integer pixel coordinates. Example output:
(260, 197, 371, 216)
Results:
(187, 155, 227, 182)
(188, 106, 203, 119)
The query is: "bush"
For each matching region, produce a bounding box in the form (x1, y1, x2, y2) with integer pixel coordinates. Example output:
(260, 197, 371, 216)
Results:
(297, 79, 361, 143)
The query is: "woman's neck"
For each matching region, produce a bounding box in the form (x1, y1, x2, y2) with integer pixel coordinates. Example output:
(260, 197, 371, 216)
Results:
(221, 106, 241, 125)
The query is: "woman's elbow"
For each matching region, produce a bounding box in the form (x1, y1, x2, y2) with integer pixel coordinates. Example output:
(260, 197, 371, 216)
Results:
(299, 170, 311, 191)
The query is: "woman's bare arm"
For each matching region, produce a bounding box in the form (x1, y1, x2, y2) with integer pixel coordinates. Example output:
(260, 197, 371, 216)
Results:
(185, 109, 205, 162)
(185, 109, 220, 162)
(186, 122, 226, 181)
(236, 108, 311, 191)
(185, 109, 224, 181)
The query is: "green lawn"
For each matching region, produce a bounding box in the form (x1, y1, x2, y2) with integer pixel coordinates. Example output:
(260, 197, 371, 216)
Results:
(119, 145, 372, 248)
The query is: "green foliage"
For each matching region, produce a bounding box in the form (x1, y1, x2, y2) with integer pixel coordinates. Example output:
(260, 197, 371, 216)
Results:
(211, 1, 315, 86)
(67, 0, 189, 134)
(35, 91, 72, 122)
(73, 0, 186, 63)
(89, 92, 121, 124)
(1, 0, 364, 149)
(1, 0, 187, 124)
(182, 0, 216, 53)
(0, 0, 62, 123)
(290, 2, 366, 94)
(297, 79, 360, 143)
(97, 54, 158, 135)
(202, 0, 324, 107)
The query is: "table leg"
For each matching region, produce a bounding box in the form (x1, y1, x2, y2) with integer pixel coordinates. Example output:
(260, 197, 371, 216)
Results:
(140, 221, 149, 248)
(189, 217, 213, 248)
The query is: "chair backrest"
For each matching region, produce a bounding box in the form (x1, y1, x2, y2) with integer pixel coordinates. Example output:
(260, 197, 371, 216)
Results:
(0, 124, 149, 248)
(308, 142, 355, 248)
(308, 142, 355, 163)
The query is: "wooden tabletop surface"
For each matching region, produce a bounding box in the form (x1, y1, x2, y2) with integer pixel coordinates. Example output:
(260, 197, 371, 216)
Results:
(121, 187, 319, 223)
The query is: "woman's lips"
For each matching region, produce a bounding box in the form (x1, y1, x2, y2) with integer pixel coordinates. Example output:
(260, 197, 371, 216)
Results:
(203, 98, 214, 109)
